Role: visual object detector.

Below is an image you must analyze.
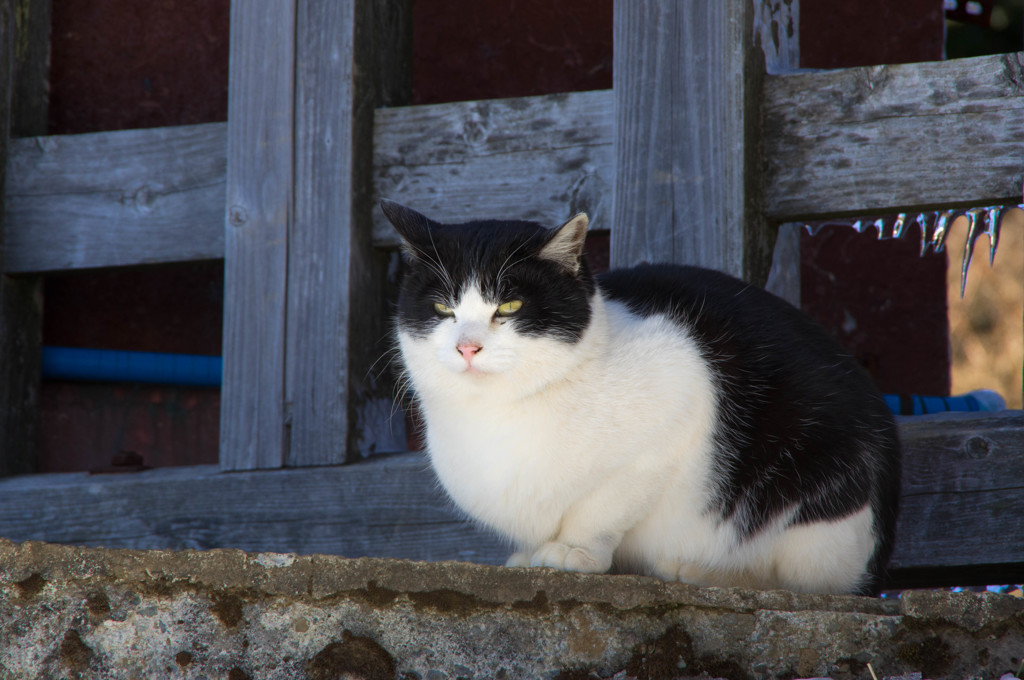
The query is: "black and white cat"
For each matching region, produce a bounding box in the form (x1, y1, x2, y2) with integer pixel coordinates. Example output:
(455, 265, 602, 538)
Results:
(382, 200, 901, 595)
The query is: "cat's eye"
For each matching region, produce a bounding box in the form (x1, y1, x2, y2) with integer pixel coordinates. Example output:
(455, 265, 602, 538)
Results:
(496, 300, 523, 316)
(433, 302, 455, 317)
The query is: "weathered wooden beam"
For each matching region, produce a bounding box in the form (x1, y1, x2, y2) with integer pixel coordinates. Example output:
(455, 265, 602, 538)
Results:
(372, 89, 614, 241)
(611, 0, 773, 284)
(221, 0, 410, 470)
(0, 275, 39, 474)
(11, 0, 49, 140)
(4, 124, 226, 272)
(3, 53, 1021, 272)
(0, 455, 506, 563)
(888, 410, 1024, 587)
(285, 0, 410, 466)
(375, 51, 1024, 247)
(284, 0, 354, 466)
(341, 0, 413, 460)
(1, 89, 615, 271)
(755, 0, 802, 308)
(0, 412, 1019, 587)
(0, 0, 50, 475)
(219, 0, 297, 470)
(764, 51, 1024, 221)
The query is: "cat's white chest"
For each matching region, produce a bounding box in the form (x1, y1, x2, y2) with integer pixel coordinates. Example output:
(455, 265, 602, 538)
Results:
(422, 396, 576, 545)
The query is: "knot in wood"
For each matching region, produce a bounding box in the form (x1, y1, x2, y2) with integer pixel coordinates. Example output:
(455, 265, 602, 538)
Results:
(229, 205, 249, 227)
(962, 435, 992, 460)
(122, 185, 155, 210)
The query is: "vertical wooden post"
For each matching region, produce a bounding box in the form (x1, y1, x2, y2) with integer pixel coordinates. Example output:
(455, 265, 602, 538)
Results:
(221, 0, 410, 470)
(611, 0, 773, 285)
(0, 0, 49, 476)
(11, 0, 50, 137)
(0, 279, 40, 475)
(285, 0, 410, 465)
(220, 0, 296, 470)
(756, 0, 803, 308)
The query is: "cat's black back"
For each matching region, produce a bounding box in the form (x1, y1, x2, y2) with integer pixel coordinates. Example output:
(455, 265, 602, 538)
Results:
(599, 264, 901, 594)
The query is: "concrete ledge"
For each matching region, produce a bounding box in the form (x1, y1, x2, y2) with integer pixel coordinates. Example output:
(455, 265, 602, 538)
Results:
(0, 540, 1021, 679)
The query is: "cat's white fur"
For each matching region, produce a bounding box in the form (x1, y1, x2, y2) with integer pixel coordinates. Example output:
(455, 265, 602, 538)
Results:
(399, 220, 876, 594)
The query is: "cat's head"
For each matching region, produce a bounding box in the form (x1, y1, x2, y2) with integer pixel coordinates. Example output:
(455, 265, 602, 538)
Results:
(382, 200, 597, 399)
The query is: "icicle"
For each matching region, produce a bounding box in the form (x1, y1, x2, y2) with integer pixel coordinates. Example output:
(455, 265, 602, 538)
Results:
(985, 207, 1001, 266)
(915, 212, 936, 256)
(872, 217, 888, 239)
(932, 209, 957, 254)
(891, 213, 907, 240)
(797, 204, 1022, 298)
(959, 208, 985, 298)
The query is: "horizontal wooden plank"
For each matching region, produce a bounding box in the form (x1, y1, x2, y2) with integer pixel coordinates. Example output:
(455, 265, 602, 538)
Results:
(765, 52, 1024, 220)
(888, 410, 1024, 581)
(4, 53, 1021, 271)
(0, 412, 1018, 587)
(373, 52, 1023, 242)
(0, 454, 507, 564)
(4, 123, 226, 273)
(372, 89, 614, 245)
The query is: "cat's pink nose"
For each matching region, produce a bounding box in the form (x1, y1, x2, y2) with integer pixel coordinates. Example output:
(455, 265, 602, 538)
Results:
(457, 343, 482, 360)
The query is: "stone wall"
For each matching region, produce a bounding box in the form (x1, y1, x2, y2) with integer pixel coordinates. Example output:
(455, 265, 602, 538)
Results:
(0, 539, 1021, 679)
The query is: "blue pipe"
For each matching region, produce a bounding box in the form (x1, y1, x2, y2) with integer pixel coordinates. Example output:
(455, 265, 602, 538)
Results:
(41, 346, 222, 387)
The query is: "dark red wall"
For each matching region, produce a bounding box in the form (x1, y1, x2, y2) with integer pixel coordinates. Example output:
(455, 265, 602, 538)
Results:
(411, 1, 612, 105)
(799, 0, 944, 70)
(41, 0, 956, 471)
(49, 0, 229, 134)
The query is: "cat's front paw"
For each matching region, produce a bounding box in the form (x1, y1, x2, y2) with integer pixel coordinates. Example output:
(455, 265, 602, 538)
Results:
(529, 541, 611, 574)
(505, 551, 530, 568)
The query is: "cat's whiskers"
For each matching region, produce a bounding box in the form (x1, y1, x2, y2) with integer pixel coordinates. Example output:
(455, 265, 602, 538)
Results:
(424, 229, 458, 299)
(493, 239, 534, 289)
(393, 375, 415, 415)
(416, 252, 458, 302)
(388, 357, 425, 429)
(366, 339, 415, 427)
(365, 337, 404, 382)
(406, 227, 458, 303)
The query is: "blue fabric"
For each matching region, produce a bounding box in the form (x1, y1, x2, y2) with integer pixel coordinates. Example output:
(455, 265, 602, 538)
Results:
(884, 392, 989, 415)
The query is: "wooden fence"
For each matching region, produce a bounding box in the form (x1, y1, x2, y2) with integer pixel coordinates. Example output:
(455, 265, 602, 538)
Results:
(0, 0, 1021, 588)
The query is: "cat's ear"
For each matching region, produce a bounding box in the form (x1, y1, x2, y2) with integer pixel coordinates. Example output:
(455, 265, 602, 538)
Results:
(539, 213, 589, 274)
(380, 200, 434, 257)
